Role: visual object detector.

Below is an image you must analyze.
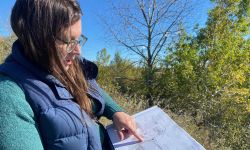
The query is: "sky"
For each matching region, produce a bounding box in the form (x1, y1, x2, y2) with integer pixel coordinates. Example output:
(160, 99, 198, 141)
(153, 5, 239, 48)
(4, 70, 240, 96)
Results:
(0, 0, 213, 61)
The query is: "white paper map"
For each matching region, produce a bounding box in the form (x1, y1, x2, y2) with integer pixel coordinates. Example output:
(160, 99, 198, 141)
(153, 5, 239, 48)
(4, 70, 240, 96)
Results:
(106, 106, 206, 150)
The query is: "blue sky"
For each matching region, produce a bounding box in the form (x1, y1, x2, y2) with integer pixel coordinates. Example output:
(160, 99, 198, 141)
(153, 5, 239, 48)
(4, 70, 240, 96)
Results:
(0, 0, 213, 61)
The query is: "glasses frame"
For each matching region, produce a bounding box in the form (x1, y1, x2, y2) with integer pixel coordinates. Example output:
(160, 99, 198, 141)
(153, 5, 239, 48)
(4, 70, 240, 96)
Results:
(57, 34, 87, 53)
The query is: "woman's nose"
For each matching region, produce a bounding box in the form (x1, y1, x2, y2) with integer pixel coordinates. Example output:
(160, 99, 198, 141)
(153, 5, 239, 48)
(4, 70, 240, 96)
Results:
(73, 44, 81, 55)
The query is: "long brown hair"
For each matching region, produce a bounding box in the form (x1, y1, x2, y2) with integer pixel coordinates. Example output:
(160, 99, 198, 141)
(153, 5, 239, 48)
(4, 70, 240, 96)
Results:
(11, 0, 92, 116)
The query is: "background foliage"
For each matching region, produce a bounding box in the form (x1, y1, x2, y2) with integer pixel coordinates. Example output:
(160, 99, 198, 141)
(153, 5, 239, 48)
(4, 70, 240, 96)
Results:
(0, 0, 249, 149)
(96, 0, 250, 149)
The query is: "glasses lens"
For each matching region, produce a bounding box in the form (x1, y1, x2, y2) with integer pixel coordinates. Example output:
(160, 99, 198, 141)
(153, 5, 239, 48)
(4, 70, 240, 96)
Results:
(81, 36, 87, 45)
(66, 35, 87, 53)
(66, 42, 77, 53)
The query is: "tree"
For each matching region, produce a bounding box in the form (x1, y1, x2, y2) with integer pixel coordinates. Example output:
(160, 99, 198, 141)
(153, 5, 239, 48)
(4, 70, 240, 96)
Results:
(95, 48, 112, 88)
(163, 28, 201, 111)
(96, 48, 111, 66)
(103, 0, 195, 106)
(197, 1, 250, 148)
(164, 0, 250, 149)
(110, 52, 142, 93)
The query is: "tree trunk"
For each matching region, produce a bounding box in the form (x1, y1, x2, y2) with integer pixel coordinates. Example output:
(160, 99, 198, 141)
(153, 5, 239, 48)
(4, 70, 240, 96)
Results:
(145, 60, 154, 107)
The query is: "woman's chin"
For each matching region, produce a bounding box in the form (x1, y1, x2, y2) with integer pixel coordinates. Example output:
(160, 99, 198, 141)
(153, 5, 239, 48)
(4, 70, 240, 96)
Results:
(65, 65, 69, 71)
(63, 63, 70, 71)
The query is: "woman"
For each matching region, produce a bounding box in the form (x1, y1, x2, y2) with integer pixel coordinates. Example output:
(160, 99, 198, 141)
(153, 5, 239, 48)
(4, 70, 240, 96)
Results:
(0, 0, 143, 150)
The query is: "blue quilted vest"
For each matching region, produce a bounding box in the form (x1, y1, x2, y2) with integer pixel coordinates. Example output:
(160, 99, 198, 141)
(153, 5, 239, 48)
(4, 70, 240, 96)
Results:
(0, 41, 104, 150)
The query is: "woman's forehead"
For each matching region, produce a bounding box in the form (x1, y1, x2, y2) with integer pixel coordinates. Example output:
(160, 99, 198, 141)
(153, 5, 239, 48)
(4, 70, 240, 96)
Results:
(61, 19, 82, 40)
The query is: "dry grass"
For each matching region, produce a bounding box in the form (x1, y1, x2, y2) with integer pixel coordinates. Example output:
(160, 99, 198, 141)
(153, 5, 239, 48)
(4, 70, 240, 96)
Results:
(99, 86, 226, 149)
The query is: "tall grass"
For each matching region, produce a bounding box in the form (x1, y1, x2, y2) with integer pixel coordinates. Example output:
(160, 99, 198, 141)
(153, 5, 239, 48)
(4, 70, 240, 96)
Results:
(99, 84, 231, 150)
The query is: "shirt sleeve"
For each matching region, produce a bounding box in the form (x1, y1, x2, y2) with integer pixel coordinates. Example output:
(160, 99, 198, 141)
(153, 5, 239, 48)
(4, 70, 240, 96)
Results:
(0, 76, 44, 150)
(100, 88, 124, 120)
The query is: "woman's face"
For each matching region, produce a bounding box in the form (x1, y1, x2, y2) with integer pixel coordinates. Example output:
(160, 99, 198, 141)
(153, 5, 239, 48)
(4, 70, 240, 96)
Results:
(56, 19, 82, 70)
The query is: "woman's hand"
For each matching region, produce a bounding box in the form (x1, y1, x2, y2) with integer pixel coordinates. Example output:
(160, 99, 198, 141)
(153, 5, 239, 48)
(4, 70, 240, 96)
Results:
(112, 112, 143, 142)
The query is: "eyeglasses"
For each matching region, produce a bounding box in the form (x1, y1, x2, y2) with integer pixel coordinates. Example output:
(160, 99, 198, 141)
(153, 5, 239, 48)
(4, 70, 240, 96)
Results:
(57, 34, 87, 53)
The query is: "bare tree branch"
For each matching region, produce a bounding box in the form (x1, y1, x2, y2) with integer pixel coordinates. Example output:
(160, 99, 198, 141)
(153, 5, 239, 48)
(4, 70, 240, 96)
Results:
(152, 1, 188, 64)
(137, 0, 149, 26)
(100, 0, 194, 105)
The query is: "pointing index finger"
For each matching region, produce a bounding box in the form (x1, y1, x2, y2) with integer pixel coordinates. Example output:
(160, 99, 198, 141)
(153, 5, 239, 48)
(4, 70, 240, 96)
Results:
(130, 128, 144, 142)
